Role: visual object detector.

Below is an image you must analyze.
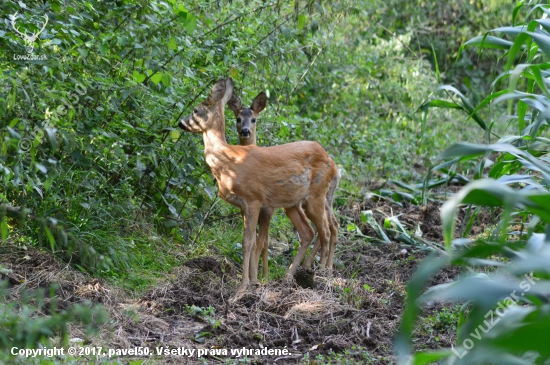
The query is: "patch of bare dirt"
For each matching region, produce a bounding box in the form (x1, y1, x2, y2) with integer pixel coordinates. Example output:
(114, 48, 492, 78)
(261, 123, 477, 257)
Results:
(0, 245, 117, 308)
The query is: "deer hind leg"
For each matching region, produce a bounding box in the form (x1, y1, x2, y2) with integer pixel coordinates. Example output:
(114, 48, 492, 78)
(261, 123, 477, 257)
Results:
(325, 169, 340, 269)
(233, 202, 261, 298)
(302, 197, 330, 269)
(302, 215, 327, 269)
(304, 170, 340, 269)
(302, 203, 333, 269)
(284, 205, 315, 281)
(251, 207, 273, 284)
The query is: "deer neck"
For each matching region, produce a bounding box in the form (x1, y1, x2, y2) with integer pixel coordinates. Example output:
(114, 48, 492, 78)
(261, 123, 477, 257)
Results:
(203, 127, 227, 154)
(203, 101, 229, 153)
(202, 102, 234, 182)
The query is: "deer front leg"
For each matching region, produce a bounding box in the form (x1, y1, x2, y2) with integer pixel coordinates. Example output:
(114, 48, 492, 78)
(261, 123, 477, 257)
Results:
(252, 207, 273, 283)
(232, 202, 261, 302)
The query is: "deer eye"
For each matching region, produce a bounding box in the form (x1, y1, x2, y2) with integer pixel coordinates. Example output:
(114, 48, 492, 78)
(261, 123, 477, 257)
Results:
(236, 117, 241, 124)
(251, 118, 256, 124)
(193, 109, 198, 114)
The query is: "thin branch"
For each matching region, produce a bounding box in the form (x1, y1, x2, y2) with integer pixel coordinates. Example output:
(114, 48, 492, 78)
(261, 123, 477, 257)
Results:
(289, 47, 322, 97)
(377, 23, 419, 59)
(189, 196, 221, 247)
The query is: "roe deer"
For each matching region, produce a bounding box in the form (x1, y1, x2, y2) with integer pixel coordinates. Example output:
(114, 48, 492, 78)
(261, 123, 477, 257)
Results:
(178, 78, 336, 298)
(227, 92, 340, 276)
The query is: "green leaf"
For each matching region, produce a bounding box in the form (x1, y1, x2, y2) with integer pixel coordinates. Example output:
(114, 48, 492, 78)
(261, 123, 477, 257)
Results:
(525, 194, 550, 222)
(464, 35, 514, 50)
(161, 73, 171, 87)
(466, 89, 508, 124)
(128, 360, 145, 365)
(361, 210, 390, 243)
(44, 175, 54, 193)
(435, 85, 487, 130)
(512, 1, 524, 26)
(440, 142, 550, 182)
(44, 226, 56, 252)
(431, 44, 440, 84)
(419, 99, 462, 111)
(492, 25, 530, 36)
(78, 48, 88, 58)
(168, 37, 178, 51)
(133, 71, 146, 83)
(151, 73, 163, 86)
(526, 31, 550, 60)
(396, 254, 448, 363)
(409, 350, 454, 365)
(9, 118, 20, 128)
(1, 216, 8, 242)
(99, 43, 108, 55)
(46, 129, 58, 152)
(438, 142, 490, 160)
(170, 129, 180, 142)
(518, 100, 527, 133)
(534, 18, 550, 33)
(185, 14, 197, 34)
(297, 14, 307, 29)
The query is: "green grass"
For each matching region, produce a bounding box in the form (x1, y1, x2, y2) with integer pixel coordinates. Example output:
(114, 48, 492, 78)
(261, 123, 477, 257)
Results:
(100, 233, 180, 293)
(185, 205, 302, 282)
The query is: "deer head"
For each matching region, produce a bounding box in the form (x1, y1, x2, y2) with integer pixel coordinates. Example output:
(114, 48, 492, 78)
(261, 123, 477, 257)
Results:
(179, 78, 234, 134)
(227, 92, 267, 144)
(11, 12, 48, 54)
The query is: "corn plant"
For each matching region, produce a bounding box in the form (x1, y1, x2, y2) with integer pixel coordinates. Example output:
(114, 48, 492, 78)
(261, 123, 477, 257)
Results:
(397, 2, 550, 364)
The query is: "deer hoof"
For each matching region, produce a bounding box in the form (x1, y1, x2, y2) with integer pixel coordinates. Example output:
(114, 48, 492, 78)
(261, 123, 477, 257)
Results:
(229, 285, 248, 304)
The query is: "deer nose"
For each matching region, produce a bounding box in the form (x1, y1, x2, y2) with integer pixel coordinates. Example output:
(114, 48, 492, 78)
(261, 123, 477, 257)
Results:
(240, 128, 251, 137)
(179, 116, 189, 130)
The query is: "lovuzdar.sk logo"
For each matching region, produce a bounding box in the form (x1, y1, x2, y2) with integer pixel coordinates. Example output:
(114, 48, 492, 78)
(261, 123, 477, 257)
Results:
(11, 11, 48, 61)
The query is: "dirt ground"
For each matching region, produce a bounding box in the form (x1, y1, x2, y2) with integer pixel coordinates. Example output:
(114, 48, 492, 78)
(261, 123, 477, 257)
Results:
(0, 196, 490, 364)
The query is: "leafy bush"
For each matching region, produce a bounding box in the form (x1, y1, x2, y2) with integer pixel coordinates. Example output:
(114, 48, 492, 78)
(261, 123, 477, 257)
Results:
(0, 279, 107, 363)
(397, 2, 550, 364)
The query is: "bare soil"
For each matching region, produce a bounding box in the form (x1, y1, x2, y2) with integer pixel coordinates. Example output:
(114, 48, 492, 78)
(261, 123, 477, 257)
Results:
(0, 198, 495, 364)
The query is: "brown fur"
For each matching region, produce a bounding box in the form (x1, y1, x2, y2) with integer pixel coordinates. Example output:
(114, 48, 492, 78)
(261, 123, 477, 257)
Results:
(229, 92, 340, 277)
(180, 78, 336, 299)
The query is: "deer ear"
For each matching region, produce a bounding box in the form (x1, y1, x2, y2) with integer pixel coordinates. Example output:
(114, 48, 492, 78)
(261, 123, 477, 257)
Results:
(221, 77, 234, 105)
(207, 79, 227, 105)
(228, 92, 243, 115)
(207, 78, 234, 105)
(251, 92, 267, 114)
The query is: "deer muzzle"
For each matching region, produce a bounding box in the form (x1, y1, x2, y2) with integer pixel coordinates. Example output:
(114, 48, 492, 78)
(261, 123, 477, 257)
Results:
(240, 128, 251, 138)
(179, 116, 190, 131)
